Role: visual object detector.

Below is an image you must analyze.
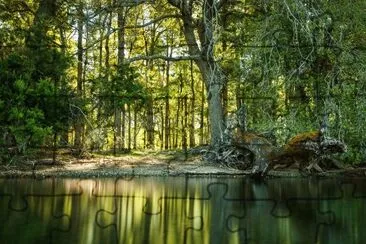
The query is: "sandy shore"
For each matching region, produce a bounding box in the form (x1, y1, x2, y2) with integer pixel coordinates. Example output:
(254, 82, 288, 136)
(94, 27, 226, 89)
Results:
(0, 152, 364, 179)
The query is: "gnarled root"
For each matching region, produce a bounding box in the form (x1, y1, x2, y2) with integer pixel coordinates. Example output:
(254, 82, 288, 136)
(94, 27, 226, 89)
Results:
(202, 144, 253, 170)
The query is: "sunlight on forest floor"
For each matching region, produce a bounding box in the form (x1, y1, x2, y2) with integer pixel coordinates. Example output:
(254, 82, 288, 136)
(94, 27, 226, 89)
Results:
(1, 150, 365, 179)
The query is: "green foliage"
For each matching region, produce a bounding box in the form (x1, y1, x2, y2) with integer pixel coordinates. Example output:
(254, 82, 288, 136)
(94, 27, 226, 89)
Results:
(1, 0, 364, 163)
(94, 63, 147, 116)
(0, 51, 71, 156)
(0, 61, 52, 152)
(112, 64, 147, 107)
(229, 0, 366, 163)
(8, 107, 51, 153)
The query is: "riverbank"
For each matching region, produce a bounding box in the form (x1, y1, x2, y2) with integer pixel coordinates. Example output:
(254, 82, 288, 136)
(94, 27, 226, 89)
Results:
(0, 150, 365, 178)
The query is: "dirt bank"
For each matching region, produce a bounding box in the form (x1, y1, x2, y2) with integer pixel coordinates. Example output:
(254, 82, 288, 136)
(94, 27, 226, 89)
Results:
(0, 151, 365, 179)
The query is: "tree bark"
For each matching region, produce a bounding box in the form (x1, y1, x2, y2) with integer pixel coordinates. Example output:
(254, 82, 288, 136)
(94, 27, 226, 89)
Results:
(133, 106, 138, 149)
(116, 7, 127, 151)
(146, 95, 154, 148)
(189, 59, 195, 147)
(199, 79, 205, 145)
(58, 18, 69, 146)
(168, 0, 225, 148)
(182, 95, 188, 151)
(74, 2, 84, 149)
(164, 60, 171, 150)
(145, 60, 155, 149)
(128, 103, 131, 150)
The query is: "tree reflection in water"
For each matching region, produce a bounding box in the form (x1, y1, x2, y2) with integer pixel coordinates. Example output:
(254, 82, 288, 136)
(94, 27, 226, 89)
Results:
(0, 177, 365, 243)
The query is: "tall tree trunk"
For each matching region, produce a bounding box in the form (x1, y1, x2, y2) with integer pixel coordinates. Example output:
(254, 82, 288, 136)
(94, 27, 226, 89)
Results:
(94, 10, 105, 151)
(199, 79, 205, 145)
(221, 47, 228, 125)
(189, 60, 195, 147)
(133, 106, 138, 149)
(168, 0, 225, 148)
(59, 23, 69, 146)
(146, 96, 155, 148)
(122, 107, 126, 149)
(175, 72, 184, 148)
(128, 103, 131, 150)
(104, 10, 116, 153)
(160, 106, 164, 149)
(182, 95, 188, 151)
(221, 3, 229, 126)
(82, 15, 90, 149)
(145, 62, 155, 149)
(164, 59, 170, 149)
(115, 8, 127, 151)
(74, 2, 84, 149)
(174, 98, 180, 149)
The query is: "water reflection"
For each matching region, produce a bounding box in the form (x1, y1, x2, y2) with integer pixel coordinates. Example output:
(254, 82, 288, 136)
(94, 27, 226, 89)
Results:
(0, 176, 365, 243)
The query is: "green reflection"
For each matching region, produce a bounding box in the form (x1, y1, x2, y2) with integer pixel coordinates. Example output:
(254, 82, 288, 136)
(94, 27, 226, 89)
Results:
(0, 177, 365, 243)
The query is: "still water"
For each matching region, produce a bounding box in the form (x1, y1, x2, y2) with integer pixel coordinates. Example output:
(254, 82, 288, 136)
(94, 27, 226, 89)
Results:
(0, 176, 365, 244)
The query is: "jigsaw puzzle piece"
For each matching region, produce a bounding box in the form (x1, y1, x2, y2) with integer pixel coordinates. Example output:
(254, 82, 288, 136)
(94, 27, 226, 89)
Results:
(0, 178, 83, 211)
(142, 176, 249, 215)
(7, 178, 139, 244)
(318, 178, 366, 243)
(0, 178, 96, 244)
(92, 175, 135, 197)
(45, 178, 139, 244)
(227, 198, 334, 244)
(95, 195, 203, 244)
(141, 178, 248, 243)
(0, 178, 32, 211)
(0, 192, 71, 244)
(248, 178, 343, 218)
(94, 177, 249, 243)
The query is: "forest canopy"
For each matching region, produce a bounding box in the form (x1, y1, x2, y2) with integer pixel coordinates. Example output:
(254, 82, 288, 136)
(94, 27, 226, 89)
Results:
(0, 0, 365, 164)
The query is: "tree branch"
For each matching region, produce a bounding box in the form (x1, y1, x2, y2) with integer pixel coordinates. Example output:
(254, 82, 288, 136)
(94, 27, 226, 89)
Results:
(167, 0, 182, 9)
(69, 14, 181, 56)
(217, 0, 239, 10)
(114, 0, 155, 7)
(125, 14, 181, 29)
(126, 54, 200, 62)
(0, 0, 35, 15)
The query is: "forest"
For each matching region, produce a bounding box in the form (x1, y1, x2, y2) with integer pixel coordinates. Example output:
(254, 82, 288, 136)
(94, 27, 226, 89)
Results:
(0, 0, 365, 169)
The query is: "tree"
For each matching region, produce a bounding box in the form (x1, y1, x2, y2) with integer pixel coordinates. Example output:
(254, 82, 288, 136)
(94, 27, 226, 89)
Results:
(0, 0, 72, 158)
(1, 0, 365, 165)
(74, 0, 85, 150)
(167, 0, 227, 148)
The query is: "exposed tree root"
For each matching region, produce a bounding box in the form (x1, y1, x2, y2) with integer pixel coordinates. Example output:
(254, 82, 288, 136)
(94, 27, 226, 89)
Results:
(202, 144, 253, 170)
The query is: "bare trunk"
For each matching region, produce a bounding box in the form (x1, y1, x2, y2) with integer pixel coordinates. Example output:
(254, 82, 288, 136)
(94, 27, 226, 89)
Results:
(115, 9, 127, 151)
(174, 98, 180, 148)
(164, 59, 170, 149)
(170, 0, 225, 148)
(144, 57, 155, 148)
(207, 81, 224, 146)
(74, 3, 84, 149)
(59, 24, 69, 146)
(146, 96, 154, 148)
(96, 11, 104, 145)
(160, 107, 164, 149)
(196, 65, 225, 148)
(182, 95, 188, 151)
(189, 60, 195, 147)
(122, 107, 126, 149)
(133, 106, 137, 149)
(104, 11, 117, 153)
(128, 103, 131, 150)
(199, 79, 205, 145)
